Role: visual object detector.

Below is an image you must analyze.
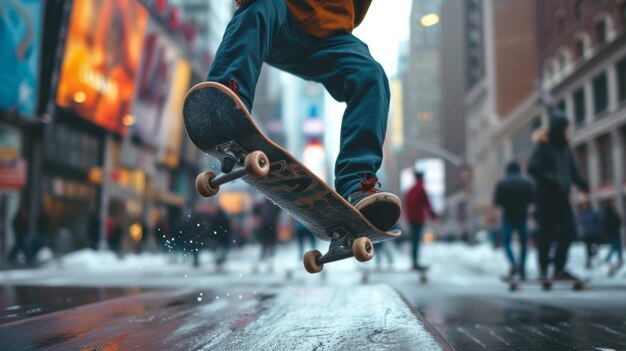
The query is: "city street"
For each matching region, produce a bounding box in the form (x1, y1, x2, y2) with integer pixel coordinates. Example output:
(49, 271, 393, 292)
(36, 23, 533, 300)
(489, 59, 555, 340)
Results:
(1, 241, 625, 350)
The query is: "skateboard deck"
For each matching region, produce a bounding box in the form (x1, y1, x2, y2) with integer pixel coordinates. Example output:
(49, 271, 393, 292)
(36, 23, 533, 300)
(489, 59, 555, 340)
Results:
(501, 277, 590, 291)
(183, 82, 400, 273)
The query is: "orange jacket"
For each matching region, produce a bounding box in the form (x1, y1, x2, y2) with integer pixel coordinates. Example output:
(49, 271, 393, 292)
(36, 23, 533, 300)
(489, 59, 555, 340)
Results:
(285, 0, 372, 38)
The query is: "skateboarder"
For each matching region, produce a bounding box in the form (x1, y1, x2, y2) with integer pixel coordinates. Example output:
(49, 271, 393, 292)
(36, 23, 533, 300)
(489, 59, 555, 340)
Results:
(493, 161, 534, 280)
(207, 0, 401, 230)
(528, 108, 589, 281)
(404, 171, 438, 270)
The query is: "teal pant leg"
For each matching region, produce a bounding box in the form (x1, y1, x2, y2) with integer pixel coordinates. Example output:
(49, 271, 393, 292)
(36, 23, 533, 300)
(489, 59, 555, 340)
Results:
(210, 1, 390, 199)
(266, 29, 390, 198)
(207, 0, 288, 110)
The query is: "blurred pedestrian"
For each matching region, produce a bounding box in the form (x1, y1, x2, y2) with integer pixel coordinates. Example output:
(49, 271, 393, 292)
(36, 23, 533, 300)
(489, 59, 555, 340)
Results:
(578, 200, 603, 269)
(254, 199, 281, 268)
(295, 220, 315, 260)
(493, 160, 534, 280)
(404, 171, 438, 270)
(32, 208, 50, 257)
(374, 242, 393, 270)
(528, 108, 589, 281)
(211, 207, 232, 267)
(9, 206, 30, 263)
(88, 211, 100, 250)
(603, 202, 623, 275)
(107, 216, 123, 256)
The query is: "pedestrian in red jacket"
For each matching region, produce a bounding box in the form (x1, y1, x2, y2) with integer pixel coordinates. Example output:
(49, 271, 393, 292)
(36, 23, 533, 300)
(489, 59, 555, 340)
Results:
(404, 171, 438, 270)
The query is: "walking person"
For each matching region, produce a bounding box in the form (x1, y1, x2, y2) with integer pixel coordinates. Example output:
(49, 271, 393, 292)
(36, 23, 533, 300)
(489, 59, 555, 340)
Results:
(404, 171, 438, 271)
(493, 161, 534, 280)
(9, 206, 30, 263)
(254, 199, 281, 271)
(295, 220, 315, 261)
(206, 0, 401, 230)
(578, 199, 603, 269)
(528, 109, 589, 281)
(603, 202, 623, 275)
(211, 207, 232, 268)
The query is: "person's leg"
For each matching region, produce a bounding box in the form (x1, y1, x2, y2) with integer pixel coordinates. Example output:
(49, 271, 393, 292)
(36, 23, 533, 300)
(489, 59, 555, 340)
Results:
(554, 238, 572, 273)
(410, 223, 424, 268)
(537, 227, 551, 277)
(518, 222, 528, 279)
(207, 0, 289, 110)
(606, 240, 615, 263)
(265, 32, 390, 199)
(501, 221, 516, 270)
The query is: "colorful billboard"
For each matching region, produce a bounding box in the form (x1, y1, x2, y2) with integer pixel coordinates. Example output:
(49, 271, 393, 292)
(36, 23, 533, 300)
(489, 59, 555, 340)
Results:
(0, 0, 44, 117)
(158, 59, 190, 169)
(132, 19, 191, 168)
(132, 21, 179, 146)
(56, 0, 148, 135)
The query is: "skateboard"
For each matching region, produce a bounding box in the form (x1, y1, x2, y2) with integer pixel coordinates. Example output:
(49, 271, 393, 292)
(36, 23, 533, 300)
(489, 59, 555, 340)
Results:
(501, 277, 590, 291)
(183, 82, 400, 274)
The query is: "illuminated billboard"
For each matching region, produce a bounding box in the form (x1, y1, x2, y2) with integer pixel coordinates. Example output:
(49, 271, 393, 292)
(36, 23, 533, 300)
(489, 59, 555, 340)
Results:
(132, 19, 191, 168)
(0, 0, 44, 117)
(56, 0, 148, 135)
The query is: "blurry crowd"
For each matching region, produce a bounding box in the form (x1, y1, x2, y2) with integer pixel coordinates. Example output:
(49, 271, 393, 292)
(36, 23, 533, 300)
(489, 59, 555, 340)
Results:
(491, 108, 624, 282)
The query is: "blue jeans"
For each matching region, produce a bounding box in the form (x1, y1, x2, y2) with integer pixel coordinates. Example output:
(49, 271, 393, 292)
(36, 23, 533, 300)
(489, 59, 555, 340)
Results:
(207, 0, 390, 198)
(502, 220, 528, 273)
(606, 238, 624, 263)
(410, 223, 424, 267)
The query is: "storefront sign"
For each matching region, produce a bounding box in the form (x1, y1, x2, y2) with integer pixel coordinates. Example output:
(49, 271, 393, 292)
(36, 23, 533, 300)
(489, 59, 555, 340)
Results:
(0, 159, 27, 189)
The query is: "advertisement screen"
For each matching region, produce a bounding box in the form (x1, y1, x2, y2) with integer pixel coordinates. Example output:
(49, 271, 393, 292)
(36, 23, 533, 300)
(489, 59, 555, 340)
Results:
(158, 59, 191, 169)
(56, 0, 148, 135)
(0, 0, 44, 117)
(132, 21, 179, 146)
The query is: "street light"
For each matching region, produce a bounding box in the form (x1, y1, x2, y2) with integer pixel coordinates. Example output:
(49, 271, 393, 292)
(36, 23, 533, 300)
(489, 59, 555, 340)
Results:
(420, 13, 440, 27)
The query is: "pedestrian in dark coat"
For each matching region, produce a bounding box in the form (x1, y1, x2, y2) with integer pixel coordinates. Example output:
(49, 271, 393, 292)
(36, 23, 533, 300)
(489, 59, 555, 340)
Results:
(528, 109, 589, 280)
(255, 199, 281, 262)
(494, 160, 534, 279)
(9, 207, 31, 263)
(211, 207, 232, 266)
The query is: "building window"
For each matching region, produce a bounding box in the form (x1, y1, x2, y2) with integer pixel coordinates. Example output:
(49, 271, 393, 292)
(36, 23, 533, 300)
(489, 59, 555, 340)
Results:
(623, 3, 626, 24)
(598, 135, 614, 184)
(575, 0, 584, 20)
(596, 19, 607, 45)
(617, 57, 626, 103)
(593, 72, 608, 116)
(573, 87, 586, 126)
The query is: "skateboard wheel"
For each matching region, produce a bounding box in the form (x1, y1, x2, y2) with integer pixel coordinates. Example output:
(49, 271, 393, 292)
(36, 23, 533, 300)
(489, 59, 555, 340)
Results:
(353, 237, 374, 262)
(245, 151, 270, 177)
(303, 250, 323, 274)
(195, 172, 220, 197)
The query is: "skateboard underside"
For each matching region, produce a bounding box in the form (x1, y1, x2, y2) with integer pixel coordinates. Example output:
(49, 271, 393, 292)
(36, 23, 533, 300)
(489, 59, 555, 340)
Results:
(183, 82, 400, 271)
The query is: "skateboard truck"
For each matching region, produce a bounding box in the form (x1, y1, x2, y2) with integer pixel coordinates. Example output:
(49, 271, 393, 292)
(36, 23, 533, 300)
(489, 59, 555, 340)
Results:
(303, 235, 374, 273)
(195, 149, 270, 197)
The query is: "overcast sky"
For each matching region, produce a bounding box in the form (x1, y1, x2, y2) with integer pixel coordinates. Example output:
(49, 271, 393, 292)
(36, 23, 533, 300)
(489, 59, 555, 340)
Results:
(354, 0, 413, 77)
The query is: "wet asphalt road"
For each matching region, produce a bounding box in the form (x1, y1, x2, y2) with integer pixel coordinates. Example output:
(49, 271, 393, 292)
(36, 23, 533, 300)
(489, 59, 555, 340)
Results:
(0, 285, 449, 350)
(1, 243, 626, 350)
